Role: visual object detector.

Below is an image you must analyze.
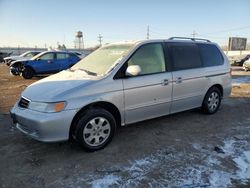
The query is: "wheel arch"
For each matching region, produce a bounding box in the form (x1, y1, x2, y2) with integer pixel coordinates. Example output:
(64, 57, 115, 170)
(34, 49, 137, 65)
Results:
(208, 84, 223, 97)
(69, 101, 122, 140)
(24, 65, 36, 74)
(10, 61, 23, 67)
(203, 84, 223, 105)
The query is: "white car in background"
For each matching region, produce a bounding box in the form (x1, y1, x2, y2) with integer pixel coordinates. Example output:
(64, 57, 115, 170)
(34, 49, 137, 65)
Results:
(4, 51, 42, 66)
(243, 59, 250, 71)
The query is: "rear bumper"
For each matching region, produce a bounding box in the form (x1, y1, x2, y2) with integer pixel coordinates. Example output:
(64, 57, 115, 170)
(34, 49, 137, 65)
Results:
(10, 105, 77, 142)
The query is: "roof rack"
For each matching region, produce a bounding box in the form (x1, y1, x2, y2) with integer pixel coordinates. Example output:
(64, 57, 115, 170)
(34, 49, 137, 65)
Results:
(168, 37, 211, 42)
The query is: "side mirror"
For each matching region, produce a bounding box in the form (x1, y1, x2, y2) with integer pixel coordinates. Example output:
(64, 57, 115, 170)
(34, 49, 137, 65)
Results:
(36, 58, 41, 61)
(126, 65, 141, 76)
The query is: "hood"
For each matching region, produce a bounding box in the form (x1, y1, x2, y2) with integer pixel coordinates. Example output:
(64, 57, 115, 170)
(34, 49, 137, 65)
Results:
(4, 56, 29, 61)
(22, 70, 97, 102)
(10, 58, 32, 66)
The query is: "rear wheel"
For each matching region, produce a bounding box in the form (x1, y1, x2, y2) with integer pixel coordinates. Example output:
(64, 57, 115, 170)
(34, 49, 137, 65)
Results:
(202, 87, 222, 114)
(74, 108, 116, 151)
(22, 67, 34, 79)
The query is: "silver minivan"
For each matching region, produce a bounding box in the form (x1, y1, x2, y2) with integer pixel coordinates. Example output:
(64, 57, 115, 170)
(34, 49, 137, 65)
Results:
(10, 37, 232, 151)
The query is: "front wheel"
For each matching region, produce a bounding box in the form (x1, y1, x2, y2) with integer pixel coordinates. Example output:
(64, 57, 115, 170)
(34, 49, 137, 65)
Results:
(202, 87, 222, 114)
(74, 108, 116, 151)
(22, 67, 34, 79)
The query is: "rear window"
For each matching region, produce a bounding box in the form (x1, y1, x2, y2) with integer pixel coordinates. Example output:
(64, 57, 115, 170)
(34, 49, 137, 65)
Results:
(198, 44, 224, 67)
(169, 43, 202, 71)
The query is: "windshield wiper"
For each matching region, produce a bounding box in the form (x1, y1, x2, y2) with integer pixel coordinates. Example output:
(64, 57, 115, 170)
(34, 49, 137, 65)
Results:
(79, 68, 97, 76)
(70, 68, 97, 76)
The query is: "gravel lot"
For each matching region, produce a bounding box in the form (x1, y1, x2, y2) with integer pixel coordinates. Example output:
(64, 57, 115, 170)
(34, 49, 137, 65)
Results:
(0, 64, 250, 187)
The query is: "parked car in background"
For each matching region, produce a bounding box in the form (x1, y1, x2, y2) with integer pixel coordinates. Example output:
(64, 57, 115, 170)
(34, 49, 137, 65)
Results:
(243, 59, 250, 71)
(10, 37, 231, 151)
(10, 51, 80, 79)
(0, 52, 12, 63)
(4, 51, 42, 66)
(229, 54, 250, 66)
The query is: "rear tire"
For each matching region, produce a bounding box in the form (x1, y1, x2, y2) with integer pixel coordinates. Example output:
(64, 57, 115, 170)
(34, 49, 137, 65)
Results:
(74, 108, 116, 151)
(22, 67, 34, 79)
(202, 87, 222, 114)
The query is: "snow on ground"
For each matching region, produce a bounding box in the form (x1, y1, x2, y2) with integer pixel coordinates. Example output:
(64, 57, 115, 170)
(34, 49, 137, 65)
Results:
(232, 76, 250, 86)
(86, 136, 250, 188)
(52, 122, 250, 188)
(90, 174, 120, 188)
(234, 150, 250, 181)
(86, 127, 250, 187)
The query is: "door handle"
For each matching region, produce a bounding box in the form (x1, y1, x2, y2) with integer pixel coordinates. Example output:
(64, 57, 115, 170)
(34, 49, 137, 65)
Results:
(176, 77, 182, 84)
(161, 79, 169, 86)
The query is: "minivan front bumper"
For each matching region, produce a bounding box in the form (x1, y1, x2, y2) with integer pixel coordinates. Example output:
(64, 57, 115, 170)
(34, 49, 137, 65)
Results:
(10, 105, 77, 142)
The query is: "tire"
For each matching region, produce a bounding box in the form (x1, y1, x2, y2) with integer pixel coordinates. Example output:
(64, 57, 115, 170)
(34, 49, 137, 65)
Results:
(74, 108, 116, 151)
(10, 70, 19, 76)
(22, 67, 34, 79)
(202, 87, 222, 114)
(10, 64, 21, 76)
(10, 68, 19, 76)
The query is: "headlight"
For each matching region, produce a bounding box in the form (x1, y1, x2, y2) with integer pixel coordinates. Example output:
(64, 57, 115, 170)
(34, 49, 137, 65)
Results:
(28, 101, 66, 113)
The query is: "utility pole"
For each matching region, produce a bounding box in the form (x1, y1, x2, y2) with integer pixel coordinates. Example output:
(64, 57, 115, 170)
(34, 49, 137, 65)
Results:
(98, 34, 103, 46)
(191, 30, 197, 38)
(147, 25, 150, 39)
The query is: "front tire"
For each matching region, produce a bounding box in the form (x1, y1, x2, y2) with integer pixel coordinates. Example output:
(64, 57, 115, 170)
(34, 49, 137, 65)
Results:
(74, 108, 116, 151)
(22, 67, 34, 79)
(202, 87, 222, 114)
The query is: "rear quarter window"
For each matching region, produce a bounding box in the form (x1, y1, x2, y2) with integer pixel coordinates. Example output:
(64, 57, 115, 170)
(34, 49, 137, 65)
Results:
(198, 44, 224, 67)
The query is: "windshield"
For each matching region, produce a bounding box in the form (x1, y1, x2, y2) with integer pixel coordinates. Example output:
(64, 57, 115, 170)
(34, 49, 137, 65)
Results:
(71, 44, 134, 76)
(20, 51, 32, 57)
(31, 52, 46, 60)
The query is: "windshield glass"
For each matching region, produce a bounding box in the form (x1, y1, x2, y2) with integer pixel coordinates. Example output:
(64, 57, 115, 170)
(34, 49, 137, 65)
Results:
(71, 44, 134, 76)
(31, 52, 46, 60)
(20, 51, 31, 57)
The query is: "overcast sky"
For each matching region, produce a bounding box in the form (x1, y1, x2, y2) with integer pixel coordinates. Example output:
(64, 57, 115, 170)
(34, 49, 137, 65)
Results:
(0, 0, 250, 48)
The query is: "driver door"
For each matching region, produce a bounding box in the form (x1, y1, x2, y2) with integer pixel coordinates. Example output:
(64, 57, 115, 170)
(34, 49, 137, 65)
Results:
(122, 43, 173, 124)
(33, 52, 58, 73)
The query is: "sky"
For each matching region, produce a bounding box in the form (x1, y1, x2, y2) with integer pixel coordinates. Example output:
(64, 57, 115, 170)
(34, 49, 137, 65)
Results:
(0, 0, 250, 48)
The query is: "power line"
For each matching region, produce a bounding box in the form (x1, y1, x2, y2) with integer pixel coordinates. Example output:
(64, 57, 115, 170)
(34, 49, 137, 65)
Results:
(201, 26, 250, 36)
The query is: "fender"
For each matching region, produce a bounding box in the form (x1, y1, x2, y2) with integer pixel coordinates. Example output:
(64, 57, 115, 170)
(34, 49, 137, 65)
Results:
(10, 60, 25, 67)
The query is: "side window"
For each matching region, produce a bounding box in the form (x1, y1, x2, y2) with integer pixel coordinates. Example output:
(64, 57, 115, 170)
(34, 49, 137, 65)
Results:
(127, 43, 166, 75)
(57, 53, 69, 60)
(40, 53, 54, 60)
(25, 53, 34, 58)
(169, 43, 202, 71)
(198, 44, 224, 67)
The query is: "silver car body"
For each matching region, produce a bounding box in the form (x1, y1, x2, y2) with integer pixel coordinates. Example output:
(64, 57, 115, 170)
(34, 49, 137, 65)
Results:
(10, 39, 232, 142)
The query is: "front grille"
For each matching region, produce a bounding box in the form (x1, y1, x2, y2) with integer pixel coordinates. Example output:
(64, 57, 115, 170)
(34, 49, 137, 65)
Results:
(18, 97, 30, 108)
